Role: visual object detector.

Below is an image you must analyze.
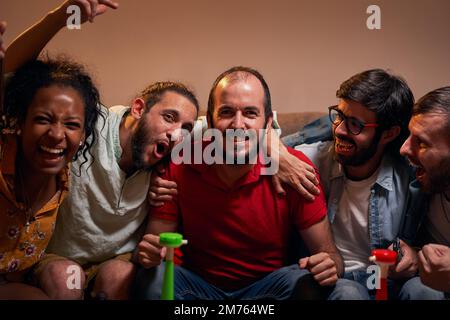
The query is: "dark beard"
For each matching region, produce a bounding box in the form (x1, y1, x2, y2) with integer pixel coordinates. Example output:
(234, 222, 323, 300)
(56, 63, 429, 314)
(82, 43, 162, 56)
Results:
(131, 119, 153, 172)
(334, 129, 382, 166)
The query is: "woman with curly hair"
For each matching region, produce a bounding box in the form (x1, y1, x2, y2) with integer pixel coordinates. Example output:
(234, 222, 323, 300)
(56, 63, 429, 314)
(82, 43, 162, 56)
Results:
(0, 53, 103, 299)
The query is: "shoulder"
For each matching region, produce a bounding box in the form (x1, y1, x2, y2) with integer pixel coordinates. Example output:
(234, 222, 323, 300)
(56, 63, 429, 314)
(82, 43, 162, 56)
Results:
(161, 157, 196, 183)
(383, 154, 415, 182)
(102, 105, 129, 121)
(289, 141, 333, 167)
(108, 105, 129, 113)
(167, 139, 210, 176)
(95, 104, 128, 138)
(293, 141, 333, 169)
(286, 146, 315, 167)
(294, 141, 332, 157)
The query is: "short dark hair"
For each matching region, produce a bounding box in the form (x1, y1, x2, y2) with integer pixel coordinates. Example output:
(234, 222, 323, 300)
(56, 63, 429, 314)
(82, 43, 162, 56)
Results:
(138, 81, 199, 115)
(207, 66, 273, 125)
(413, 86, 450, 136)
(336, 69, 414, 157)
(4, 56, 103, 169)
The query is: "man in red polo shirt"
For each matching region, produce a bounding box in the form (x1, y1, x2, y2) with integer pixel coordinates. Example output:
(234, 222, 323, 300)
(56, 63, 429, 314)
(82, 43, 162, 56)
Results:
(133, 67, 343, 299)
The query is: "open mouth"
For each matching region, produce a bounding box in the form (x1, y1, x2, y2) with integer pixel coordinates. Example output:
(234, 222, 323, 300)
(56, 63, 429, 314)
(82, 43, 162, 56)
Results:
(39, 145, 65, 157)
(154, 141, 169, 159)
(407, 159, 426, 181)
(234, 136, 250, 143)
(413, 163, 426, 180)
(231, 136, 251, 153)
(416, 166, 425, 179)
(335, 138, 354, 153)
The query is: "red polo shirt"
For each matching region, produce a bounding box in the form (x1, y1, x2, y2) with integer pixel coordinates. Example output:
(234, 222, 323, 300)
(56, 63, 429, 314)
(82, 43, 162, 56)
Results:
(150, 144, 327, 291)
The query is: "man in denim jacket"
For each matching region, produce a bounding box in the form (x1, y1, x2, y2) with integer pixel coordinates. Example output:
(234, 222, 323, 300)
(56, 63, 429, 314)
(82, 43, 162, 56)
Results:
(283, 69, 440, 299)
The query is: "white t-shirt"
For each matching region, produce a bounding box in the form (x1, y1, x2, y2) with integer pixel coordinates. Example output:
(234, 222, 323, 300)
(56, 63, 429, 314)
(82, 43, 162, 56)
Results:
(332, 169, 379, 272)
(424, 193, 450, 246)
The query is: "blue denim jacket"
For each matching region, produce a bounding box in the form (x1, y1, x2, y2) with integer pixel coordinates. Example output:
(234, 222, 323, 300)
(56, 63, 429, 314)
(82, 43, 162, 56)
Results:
(284, 115, 425, 248)
(297, 141, 414, 249)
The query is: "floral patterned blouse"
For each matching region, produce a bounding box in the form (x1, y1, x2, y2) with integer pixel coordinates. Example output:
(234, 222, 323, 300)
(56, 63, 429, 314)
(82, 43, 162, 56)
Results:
(0, 135, 69, 275)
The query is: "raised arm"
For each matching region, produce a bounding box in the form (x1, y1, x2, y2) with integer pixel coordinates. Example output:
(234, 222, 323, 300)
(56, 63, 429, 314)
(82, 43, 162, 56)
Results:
(4, 0, 118, 73)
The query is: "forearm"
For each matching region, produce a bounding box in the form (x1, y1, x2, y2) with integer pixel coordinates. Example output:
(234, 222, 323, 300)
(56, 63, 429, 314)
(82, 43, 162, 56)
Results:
(4, 5, 67, 73)
(300, 217, 344, 277)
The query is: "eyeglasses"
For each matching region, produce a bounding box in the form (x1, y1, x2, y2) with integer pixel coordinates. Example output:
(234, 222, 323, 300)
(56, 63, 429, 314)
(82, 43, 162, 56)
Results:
(328, 106, 379, 135)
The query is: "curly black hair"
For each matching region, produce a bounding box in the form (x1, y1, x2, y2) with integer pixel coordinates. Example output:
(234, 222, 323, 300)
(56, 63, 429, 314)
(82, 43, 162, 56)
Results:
(3, 56, 104, 169)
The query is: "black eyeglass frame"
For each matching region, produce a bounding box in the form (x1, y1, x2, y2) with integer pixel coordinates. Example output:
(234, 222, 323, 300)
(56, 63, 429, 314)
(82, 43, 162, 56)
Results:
(328, 105, 379, 135)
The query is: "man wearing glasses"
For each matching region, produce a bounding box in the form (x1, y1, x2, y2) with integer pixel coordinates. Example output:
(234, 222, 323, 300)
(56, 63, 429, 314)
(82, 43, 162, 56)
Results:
(290, 69, 440, 299)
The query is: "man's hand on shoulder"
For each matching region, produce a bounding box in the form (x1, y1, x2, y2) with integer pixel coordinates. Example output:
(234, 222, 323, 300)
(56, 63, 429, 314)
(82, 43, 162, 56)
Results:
(271, 131, 320, 201)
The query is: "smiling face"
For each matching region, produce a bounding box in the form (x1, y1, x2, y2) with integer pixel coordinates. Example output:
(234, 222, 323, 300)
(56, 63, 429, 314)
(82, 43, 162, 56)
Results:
(131, 91, 197, 170)
(332, 99, 383, 167)
(19, 85, 85, 176)
(209, 74, 271, 163)
(400, 113, 450, 194)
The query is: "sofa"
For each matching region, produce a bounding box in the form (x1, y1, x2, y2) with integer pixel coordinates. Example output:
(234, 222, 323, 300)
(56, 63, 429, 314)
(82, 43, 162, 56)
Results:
(275, 112, 327, 137)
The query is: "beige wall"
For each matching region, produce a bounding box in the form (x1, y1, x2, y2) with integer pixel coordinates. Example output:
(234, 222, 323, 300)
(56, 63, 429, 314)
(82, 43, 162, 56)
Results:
(1, 0, 449, 113)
